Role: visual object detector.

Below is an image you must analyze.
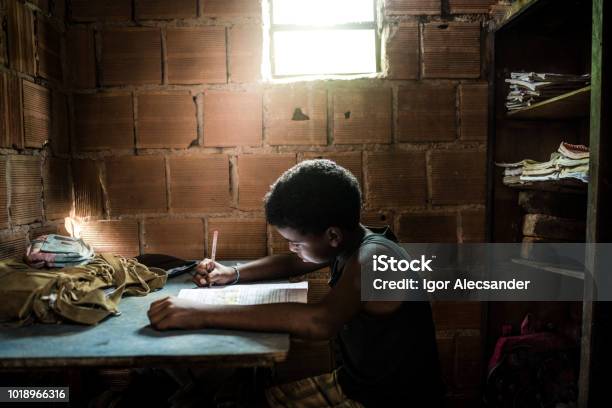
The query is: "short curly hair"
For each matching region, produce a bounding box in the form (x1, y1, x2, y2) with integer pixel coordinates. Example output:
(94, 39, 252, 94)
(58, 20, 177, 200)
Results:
(264, 159, 362, 235)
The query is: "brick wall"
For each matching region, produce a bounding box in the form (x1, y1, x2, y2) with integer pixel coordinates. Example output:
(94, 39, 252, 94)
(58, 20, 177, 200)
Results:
(0, 0, 495, 404)
(0, 0, 69, 260)
(62, 0, 490, 261)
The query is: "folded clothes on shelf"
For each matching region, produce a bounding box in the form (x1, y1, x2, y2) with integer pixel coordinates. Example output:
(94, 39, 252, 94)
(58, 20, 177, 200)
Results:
(495, 142, 590, 185)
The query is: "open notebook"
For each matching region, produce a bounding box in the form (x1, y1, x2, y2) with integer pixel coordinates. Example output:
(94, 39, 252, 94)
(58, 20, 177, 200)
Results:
(178, 281, 308, 305)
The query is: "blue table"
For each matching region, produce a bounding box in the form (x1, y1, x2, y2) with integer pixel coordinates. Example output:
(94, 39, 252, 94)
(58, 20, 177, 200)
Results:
(0, 275, 289, 369)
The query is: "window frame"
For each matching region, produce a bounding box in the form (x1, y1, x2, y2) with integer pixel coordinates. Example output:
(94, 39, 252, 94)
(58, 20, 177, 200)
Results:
(268, 0, 381, 78)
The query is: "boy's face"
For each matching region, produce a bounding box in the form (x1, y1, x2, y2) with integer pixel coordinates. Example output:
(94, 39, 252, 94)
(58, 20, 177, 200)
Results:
(275, 226, 339, 264)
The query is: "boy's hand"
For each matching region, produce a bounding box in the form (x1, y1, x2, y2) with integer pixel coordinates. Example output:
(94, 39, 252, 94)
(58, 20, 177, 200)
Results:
(193, 259, 237, 287)
(148, 296, 207, 330)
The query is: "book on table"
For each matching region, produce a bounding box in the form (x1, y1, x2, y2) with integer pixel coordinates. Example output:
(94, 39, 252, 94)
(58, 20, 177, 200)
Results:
(178, 281, 309, 305)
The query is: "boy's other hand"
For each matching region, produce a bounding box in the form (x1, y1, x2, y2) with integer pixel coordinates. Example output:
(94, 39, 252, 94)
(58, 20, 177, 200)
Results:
(193, 259, 237, 287)
(148, 296, 207, 331)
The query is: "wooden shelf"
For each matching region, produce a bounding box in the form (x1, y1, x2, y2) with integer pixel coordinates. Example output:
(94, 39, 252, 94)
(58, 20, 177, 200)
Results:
(511, 258, 585, 280)
(505, 179, 588, 194)
(507, 86, 591, 120)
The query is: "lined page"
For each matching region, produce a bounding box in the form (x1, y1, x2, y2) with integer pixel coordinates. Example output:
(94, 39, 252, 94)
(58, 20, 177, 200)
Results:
(178, 282, 308, 305)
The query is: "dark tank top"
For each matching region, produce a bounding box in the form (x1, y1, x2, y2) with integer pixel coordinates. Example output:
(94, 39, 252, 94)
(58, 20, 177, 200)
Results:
(329, 226, 445, 407)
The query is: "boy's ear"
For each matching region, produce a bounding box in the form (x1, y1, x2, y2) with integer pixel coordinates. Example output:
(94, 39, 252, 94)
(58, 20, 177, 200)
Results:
(326, 227, 343, 248)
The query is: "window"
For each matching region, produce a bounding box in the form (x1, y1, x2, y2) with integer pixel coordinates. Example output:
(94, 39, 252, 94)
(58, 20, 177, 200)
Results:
(269, 0, 379, 77)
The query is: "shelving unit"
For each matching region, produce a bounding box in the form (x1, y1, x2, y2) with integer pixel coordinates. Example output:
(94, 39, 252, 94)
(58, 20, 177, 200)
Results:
(486, 0, 610, 406)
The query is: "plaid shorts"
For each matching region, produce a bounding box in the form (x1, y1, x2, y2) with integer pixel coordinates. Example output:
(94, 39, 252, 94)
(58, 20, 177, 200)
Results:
(265, 370, 365, 408)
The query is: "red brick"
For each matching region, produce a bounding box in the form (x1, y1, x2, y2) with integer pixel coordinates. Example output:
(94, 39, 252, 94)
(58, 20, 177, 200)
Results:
(101, 28, 162, 85)
(0, 231, 27, 260)
(168, 155, 230, 213)
(202, 0, 261, 18)
(105, 156, 167, 215)
(385, 0, 440, 15)
(10, 155, 42, 225)
(22, 80, 51, 148)
(203, 91, 262, 147)
(430, 150, 486, 205)
(72, 159, 103, 218)
(0, 76, 4, 146)
(0, 72, 24, 148)
(461, 210, 486, 243)
(0, 158, 7, 228)
(67, 28, 96, 88)
(136, 0, 198, 19)
(455, 335, 482, 388)
(267, 88, 327, 146)
(398, 83, 457, 142)
(80, 220, 140, 257)
(7, 0, 35, 75)
(301, 152, 362, 188)
(365, 152, 427, 208)
(269, 226, 291, 255)
(432, 301, 482, 330)
(43, 158, 71, 220)
(459, 83, 488, 141)
(361, 211, 393, 228)
(333, 89, 392, 144)
(71, 0, 132, 22)
(29, 224, 60, 241)
(238, 154, 296, 210)
(0, 7, 6, 66)
(306, 278, 331, 304)
(386, 23, 419, 79)
(449, 0, 495, 14)
(398, 212, 458, 243)
(207, 218, 267, 259)
(51, 91, 70, 155)
(144, 218, 204, 260)
(37, 18, 62, 81)
(229, 26, 262, 83)
(166, 27, 226, 84)
(423, 23, 481, 79)
(137, 92, 197, 148)
(74, 93, 134, 151)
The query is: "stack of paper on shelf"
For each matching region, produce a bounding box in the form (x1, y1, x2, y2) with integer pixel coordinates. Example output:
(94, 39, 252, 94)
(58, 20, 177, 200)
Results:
(496, 142, 590, 185)
(505, 72, 590, 111)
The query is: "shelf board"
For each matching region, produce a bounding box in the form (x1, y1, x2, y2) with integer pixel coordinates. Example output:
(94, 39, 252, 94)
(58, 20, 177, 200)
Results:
(507, 86, 591, 120)
(511, 258, 585, 280)
(505, 179, 588, 194)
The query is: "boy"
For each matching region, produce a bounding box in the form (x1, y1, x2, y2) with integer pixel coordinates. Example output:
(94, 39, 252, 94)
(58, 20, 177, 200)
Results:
(148, 159, 444, 407)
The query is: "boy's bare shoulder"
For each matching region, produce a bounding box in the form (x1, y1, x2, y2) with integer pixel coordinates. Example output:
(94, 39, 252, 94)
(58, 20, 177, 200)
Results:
(356, 242, 398, 266)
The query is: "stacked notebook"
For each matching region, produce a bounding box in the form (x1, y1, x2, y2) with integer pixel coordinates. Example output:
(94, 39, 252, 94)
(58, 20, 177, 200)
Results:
(505, 72, 590, 111)
(496, 142, 589, 185)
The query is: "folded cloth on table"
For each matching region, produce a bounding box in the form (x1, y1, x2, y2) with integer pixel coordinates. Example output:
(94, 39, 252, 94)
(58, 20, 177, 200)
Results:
(25, 234, 95, 268)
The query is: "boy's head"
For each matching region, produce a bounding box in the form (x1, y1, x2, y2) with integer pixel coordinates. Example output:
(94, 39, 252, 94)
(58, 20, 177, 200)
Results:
(264, 159, 362, 263)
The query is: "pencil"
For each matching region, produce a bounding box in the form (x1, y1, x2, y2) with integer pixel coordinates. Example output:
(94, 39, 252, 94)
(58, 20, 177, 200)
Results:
(209, 230, 218, 287)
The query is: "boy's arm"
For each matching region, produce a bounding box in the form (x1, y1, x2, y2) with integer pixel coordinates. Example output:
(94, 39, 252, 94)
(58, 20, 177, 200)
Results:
(234, 253, 328, 282)
(148, 255, 363, 340)
(194, 253, 327, 286)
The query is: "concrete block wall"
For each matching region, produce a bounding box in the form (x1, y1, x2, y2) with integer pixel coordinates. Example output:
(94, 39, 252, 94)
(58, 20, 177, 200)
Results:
(63, 0, 491, 261)
(0, 0, 498, 404)
(0, 0, 69, 259)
